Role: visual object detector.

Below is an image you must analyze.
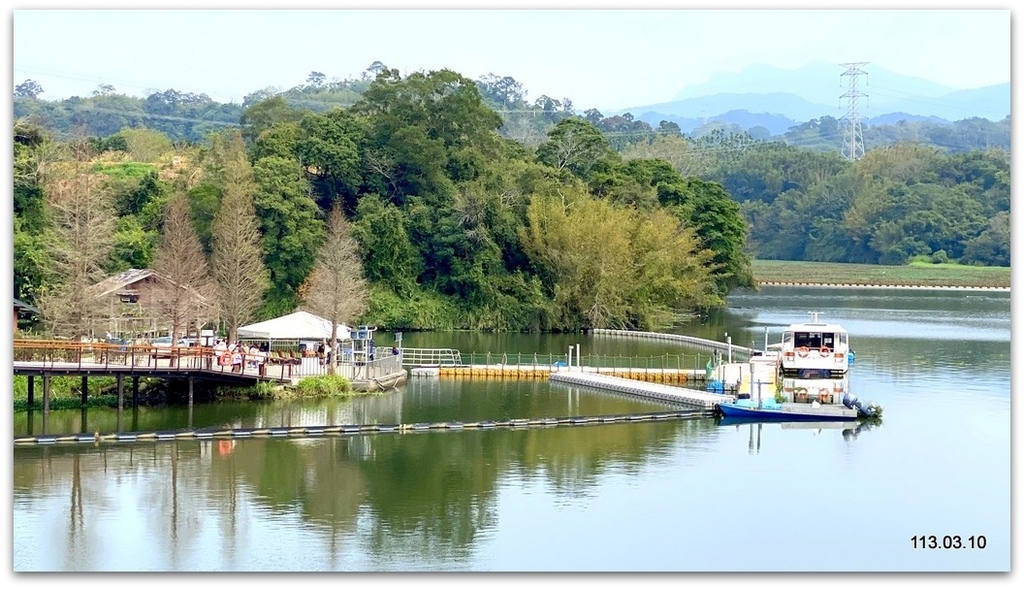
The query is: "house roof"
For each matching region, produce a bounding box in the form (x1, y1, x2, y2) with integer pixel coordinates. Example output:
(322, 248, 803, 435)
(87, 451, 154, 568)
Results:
(88, 268, 157, 298)
(14, 297, 41, 315)
(87, 268, 211, 305)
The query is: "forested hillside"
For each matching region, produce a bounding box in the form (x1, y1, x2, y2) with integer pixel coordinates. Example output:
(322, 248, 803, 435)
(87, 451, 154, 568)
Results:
(13, 65, 1010, 336)
(14, 67, 752, 335)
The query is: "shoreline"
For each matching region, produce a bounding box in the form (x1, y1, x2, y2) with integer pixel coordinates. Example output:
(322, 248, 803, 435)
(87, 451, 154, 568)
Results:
(756, 282, 1009, 292)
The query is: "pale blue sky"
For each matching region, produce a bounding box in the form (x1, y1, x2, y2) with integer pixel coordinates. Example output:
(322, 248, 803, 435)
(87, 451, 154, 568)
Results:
(10, 3, 1012, 112)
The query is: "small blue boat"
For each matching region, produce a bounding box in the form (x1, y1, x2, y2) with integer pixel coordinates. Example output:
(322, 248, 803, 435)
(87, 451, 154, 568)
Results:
(717, 401, 858, 422)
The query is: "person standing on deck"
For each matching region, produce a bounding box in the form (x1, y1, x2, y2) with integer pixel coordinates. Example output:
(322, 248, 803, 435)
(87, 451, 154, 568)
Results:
(213, 339, 227, 369)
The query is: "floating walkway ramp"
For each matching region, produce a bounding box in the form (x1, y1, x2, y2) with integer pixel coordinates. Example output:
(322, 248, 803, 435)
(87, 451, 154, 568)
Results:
(591, 328, 760, 358)
(549, 372, 734, 411)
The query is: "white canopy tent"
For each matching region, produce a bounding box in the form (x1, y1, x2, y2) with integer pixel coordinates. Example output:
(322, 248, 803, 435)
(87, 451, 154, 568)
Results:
(237, 310, 351, 342)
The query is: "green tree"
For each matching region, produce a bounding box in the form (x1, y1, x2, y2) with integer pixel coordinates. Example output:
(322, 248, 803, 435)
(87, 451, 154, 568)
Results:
(899, 183, 985, 259)
(351, 194, 420, 292)
(354, 68, 502, 199)
(108, 215, 156, 272)
(536, 118, 615, 180)
(250, 121, 301, 162)
(960, 212, 1010, 266)
(296, 108, 364, 213)
(251, 155, 323, 316)
(239, 95, 305, 144)
(676, 178, 753, 292)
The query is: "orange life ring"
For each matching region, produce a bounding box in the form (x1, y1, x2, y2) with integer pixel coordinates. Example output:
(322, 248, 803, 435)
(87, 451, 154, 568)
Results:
(820, 347, 831, 356)
(797, 346, 810, 358)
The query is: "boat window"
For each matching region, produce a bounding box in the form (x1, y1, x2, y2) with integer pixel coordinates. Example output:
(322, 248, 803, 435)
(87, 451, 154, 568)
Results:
(795, 332, 822, 348)
(839, 333, 847, 346)
(783, 332, 793, 346)
(822, 333, 834, 348)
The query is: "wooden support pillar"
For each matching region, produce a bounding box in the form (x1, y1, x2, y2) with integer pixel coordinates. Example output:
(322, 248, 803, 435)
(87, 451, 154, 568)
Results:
(42, 375, 51, 415)
(27, 375, 34, 407)
(117, 374, 124, 412)
(188, 376, 194, 429)
(81, 375, 89, 406)
(132, 377, 140, 408)
(80, 406, 89, 435)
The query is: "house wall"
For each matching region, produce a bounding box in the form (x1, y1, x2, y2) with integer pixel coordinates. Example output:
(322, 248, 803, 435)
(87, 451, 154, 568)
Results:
(99, 275, 212, 338)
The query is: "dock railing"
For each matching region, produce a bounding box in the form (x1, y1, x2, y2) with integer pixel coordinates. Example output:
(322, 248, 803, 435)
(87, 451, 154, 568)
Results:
(400, 348, 462, 367)
(13, 339, 408, 383)
(13, 339, 299, 381)
(455, 351, 713, 374)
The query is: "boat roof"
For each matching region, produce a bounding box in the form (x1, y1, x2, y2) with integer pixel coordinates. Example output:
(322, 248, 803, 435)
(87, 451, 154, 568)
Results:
(784, 322, 848, 333)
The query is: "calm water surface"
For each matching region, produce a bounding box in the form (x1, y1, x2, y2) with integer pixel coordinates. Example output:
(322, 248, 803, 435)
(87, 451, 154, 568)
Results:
(12, 287, 1011, 571)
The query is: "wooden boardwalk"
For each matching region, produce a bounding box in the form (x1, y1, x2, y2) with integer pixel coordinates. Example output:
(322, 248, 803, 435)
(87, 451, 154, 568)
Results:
(12, 340, 408, 413)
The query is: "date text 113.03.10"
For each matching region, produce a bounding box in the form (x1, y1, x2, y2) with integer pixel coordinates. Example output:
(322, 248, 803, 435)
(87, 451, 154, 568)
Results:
(911, 535, 986, 550)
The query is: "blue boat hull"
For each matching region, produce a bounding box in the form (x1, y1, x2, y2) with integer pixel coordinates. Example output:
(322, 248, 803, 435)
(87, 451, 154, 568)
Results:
(717, 403, 857, 422)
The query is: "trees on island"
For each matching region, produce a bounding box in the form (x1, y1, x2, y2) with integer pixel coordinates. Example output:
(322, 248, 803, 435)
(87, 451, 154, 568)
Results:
(11, 65, 1010, 337)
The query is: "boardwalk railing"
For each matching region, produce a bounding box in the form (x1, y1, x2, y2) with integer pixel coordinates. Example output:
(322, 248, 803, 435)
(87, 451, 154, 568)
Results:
(458, 351, 713, 373)
(13, 339, 298, 381)
(15, 339, 226, 371)
(12, 339, 404, 383)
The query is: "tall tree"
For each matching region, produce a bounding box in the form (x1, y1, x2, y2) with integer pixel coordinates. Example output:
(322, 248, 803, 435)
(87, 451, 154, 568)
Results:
(151, 192, 216, 344)
(14, 79, 44, 99)
(36, 135, 116, 338)
(14, 120, 61, 305)
(209, 132, 269, 342)
(239, 95, 304, 144)
(252, 155, 323, 316)
(536, 118, 615, 180)
(301, 205, 368, 375)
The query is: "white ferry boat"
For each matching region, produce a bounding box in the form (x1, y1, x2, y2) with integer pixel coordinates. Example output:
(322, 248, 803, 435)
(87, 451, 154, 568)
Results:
(778, 312, 853, 377)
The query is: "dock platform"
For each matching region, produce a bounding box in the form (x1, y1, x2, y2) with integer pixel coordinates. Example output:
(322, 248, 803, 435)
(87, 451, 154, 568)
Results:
(549, 372, 734, 410)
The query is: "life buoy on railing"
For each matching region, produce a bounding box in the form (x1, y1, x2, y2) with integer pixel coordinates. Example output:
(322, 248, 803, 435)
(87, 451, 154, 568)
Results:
(797, 346, 810, 358)
(819, 347, 831, 356)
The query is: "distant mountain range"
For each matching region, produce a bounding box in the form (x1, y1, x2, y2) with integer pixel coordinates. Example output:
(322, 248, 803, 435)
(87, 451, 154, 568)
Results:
(611, 61, 1009, 135)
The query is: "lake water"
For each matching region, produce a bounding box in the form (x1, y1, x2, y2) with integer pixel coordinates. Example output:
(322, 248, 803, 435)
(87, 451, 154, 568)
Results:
(10, 286, 1012, 572)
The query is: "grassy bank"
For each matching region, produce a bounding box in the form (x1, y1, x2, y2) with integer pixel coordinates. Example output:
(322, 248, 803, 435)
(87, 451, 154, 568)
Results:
(751, 260, 1010, 289)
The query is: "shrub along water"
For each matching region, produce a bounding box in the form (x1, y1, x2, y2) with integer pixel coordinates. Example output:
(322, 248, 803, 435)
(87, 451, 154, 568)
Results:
(291, 374, 354, 397)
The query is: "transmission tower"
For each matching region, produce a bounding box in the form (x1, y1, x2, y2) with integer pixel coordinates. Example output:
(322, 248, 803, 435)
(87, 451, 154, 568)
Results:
(839, 62, 869, 161)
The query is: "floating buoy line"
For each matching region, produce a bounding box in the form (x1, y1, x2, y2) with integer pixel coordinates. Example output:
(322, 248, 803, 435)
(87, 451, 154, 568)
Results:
(14, 409, 717, 446)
